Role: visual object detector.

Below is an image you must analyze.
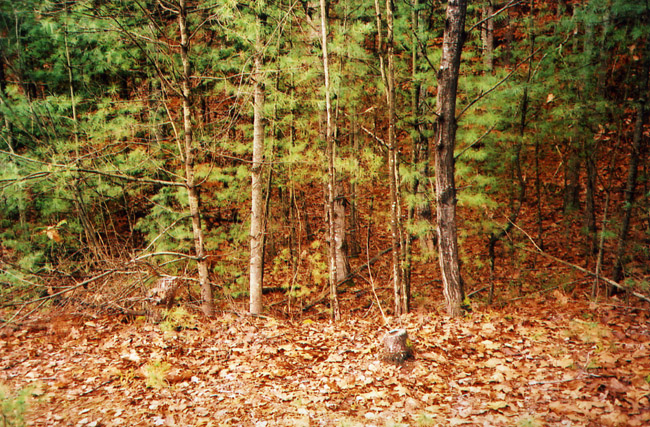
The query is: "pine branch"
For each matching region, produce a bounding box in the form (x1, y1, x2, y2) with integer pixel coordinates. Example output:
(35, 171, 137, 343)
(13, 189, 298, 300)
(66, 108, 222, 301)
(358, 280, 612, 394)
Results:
(457, 46, 542, 120)
(454, 123, 497, 160)
(75, 168, 185, 187)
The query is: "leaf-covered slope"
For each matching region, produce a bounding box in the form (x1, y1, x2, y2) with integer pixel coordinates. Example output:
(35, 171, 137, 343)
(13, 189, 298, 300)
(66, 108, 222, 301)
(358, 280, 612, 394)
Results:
(1, 296, 649, 426)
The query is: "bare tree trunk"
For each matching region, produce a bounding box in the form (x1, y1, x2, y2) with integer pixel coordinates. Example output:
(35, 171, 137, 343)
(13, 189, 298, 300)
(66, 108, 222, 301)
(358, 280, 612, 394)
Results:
(179, 0, 214, 316)
(386, 0, 406, 316)
(584, 141, 597, 257)
(319, 0, 340, 321)
(613, 51, 649, 282)
(434, 0, 467, 318)
(0, 49, 13, 154)
(534, 138, 544, 250)
(404, 0, 433, 312)
(348, 119, 361, 258)
(481, 1, 494, 72)
(563, 149, 580, 213)
(404, 0, 419, 314)
(249, 21, 265, 315)
(375, 0, 406, 315)
(333, 183, 350, 283)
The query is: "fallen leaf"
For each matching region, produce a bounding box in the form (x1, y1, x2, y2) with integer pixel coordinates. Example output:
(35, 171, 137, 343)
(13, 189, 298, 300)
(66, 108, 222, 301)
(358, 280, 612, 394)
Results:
(486, 401, 508, 411)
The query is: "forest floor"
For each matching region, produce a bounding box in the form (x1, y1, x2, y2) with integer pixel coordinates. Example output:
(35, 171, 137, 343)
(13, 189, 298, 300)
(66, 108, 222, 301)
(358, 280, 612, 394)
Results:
(1, 291, 650, 427)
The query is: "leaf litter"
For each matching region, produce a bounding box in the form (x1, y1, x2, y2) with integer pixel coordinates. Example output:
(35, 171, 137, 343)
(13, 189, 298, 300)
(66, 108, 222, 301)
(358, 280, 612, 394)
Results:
(1, 297, 650, 426)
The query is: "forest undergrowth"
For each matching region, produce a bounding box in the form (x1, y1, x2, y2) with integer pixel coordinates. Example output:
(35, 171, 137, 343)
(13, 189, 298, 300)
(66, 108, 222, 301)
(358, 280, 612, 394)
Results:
(1, 0, 650, 425)
(1, 279, 650, 427)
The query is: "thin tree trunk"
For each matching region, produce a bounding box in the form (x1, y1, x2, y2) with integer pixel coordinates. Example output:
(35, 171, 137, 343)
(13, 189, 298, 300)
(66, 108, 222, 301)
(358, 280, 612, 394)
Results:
(591, 135, 620, 299)
(349, 118, 361, 258)
(534, 138, 544, 250)
(0, 48, 13, 154)
(481, 1, 494, 72)
(404, 0, 420, 314)
(563, 149, 580, 213)
(613, 51, 649, 282)
(405, 0, 433, 312)
(434, 0, 468, 317)
(178, 0, 214, 316)
(526, 2, 542, 246)
(64, 14, 107, 262)
(249, 20, 265, 315)
(319, 0, 340, 321)
(333, 182, 350, 284)
(385, 0, 406, 316)
(584, 140, 597, 257)
(332, 41, 350, 285)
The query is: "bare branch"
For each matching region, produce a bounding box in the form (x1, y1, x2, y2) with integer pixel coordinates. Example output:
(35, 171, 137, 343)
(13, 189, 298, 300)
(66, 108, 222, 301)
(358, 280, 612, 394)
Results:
(468, 0, 523, 34)
(510, 221, 650, 304)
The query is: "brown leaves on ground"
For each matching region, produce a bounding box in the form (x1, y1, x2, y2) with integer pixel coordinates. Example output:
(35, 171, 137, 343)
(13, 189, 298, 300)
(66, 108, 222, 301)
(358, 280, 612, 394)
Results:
(1, 296, 650, 426)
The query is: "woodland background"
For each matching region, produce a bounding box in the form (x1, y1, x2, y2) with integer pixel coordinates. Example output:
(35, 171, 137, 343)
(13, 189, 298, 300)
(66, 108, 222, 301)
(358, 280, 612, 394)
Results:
(0, 0, 649, 320)
(1, 1, 650, 426)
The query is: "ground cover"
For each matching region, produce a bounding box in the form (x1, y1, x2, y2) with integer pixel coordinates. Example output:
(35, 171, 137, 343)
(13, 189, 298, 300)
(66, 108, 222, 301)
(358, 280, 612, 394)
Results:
(1, 293, 649, 426)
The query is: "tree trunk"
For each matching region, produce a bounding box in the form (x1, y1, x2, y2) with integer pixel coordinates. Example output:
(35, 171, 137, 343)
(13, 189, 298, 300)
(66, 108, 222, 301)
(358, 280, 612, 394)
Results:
(405, 0, 435, 311)
(534, 138, 544, 250)
(320, 0, 340, 321)
(249, 21, 265, 315)
(333, 183, 350, 284)
(563, 149, 581, 213)
(0, 50, 15, 154)
(385, 0, 406, 316)
(613, 51, 649, 282)
(178, 0, 214, 317)
(434, 0, 467, 318)
(584, 141, 597, 256)
(348, 119, 361, 258)
(481, 1, 494, 72)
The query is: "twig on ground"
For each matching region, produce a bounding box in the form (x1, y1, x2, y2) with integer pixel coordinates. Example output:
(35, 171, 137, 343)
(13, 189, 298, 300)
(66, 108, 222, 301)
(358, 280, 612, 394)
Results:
(528, 372, 602, 386)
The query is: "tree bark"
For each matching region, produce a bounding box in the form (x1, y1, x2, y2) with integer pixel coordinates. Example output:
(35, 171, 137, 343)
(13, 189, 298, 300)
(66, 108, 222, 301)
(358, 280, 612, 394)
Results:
(320, 0, 340, 321)
(178, 0, 214, 317)
(434, 0, 467, 318)
(249, 18, 265, 315)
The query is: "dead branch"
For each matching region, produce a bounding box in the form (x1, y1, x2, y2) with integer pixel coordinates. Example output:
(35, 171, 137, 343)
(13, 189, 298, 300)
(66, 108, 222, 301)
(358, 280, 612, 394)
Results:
(511, 221, 650, 304)
(303, 247, 392, 312)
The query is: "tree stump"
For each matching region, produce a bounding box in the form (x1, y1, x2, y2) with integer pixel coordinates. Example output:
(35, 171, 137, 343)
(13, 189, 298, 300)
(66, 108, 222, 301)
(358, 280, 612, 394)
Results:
(148, 276, 180, 309)
(382, 329, 414, 363)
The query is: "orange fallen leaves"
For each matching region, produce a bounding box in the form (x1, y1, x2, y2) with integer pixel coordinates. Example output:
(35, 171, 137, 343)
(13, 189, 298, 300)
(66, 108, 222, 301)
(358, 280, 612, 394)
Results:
(1, 298, 649, 426)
